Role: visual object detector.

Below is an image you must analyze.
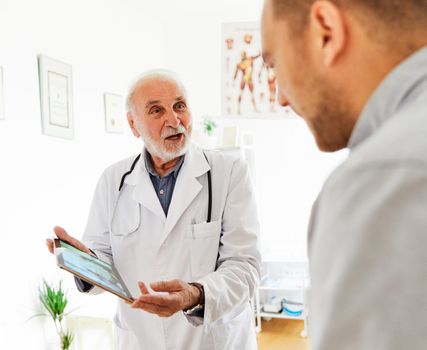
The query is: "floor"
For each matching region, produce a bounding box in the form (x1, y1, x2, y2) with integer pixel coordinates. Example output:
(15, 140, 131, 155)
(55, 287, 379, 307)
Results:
(256, 319, 310, 350)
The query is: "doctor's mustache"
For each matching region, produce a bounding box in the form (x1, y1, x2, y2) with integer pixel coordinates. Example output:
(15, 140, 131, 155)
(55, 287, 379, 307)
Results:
(161, 124, 189, 139)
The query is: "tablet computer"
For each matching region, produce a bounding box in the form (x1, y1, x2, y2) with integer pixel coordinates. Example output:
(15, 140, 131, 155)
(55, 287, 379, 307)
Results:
(54, 239, 134, 302)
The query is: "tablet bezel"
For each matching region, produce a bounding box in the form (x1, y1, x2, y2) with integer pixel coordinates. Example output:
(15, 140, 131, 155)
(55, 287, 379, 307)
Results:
(54, 239, 134, 303)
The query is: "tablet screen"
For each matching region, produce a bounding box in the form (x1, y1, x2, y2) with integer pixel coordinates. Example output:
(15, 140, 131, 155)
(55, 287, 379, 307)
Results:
(55, 240, 133, 302)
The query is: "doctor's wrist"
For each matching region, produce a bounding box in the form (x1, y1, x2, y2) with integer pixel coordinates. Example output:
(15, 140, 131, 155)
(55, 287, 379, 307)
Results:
(190, 282, 204, 305)
(183, 282, 204, 311)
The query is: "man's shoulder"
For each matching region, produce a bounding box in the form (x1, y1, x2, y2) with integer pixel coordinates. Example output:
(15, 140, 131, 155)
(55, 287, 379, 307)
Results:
(349, 97, 426, 164)
(325, 102, 427, 193)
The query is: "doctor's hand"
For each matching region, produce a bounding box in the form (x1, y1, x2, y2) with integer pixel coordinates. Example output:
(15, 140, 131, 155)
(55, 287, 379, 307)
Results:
(130, 280, 201, 317)
(46, 226, 94, 256)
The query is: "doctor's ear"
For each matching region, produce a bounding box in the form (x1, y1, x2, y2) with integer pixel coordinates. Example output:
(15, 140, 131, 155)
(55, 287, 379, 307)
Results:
(127, 112, 142, 138)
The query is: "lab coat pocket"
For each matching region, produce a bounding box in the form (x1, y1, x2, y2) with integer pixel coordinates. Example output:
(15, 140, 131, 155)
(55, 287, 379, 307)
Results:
(111, 198, 141, 237)
(189, 220, 221, 279)
(113, 314, 139, 349)
(211, 306, 257, 350)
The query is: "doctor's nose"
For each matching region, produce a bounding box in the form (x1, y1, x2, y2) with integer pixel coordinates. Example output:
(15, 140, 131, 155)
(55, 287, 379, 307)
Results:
(165, 110, 181, 128)
(278, 89, 290, 107)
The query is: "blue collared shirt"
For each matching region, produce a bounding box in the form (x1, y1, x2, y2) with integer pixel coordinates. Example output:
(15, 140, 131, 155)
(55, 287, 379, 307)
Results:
(144, 151, 185, 216)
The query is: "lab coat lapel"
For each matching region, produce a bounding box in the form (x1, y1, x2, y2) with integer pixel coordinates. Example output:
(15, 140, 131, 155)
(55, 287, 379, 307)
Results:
(161, 146, 210, 243)
(127, 157, 166, 222)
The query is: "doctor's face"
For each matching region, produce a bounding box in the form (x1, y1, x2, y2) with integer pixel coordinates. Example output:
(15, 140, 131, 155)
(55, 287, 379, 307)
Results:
(128, 78, 192, 162)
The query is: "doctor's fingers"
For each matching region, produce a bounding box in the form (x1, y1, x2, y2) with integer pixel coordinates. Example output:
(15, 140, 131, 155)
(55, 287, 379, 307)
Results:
(137, 281, 150, 295)
(131, 300, 177, 317)
(134, 293, 182, 310)
(53, 226, 90, 254)
(150, 279, 186, 292)
(46, 239, 54, 254)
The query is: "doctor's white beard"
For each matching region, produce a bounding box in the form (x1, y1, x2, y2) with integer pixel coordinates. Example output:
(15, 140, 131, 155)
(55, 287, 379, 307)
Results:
(141, 123, 191, 162)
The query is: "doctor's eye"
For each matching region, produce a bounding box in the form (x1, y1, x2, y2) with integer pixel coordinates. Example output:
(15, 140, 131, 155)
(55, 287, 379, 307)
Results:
(148, 106, 164, 116)
(173, 101, 187, 112)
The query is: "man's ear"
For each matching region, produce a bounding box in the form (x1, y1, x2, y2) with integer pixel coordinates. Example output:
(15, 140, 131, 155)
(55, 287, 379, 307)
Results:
(127, 112, 141, 138)
(310, 1, 347, 66)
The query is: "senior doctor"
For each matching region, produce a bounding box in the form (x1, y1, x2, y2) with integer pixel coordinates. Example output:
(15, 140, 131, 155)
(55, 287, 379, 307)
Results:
(46, 70, 261, 350)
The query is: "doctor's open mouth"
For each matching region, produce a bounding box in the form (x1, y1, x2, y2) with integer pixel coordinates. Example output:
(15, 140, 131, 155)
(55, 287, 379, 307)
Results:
(165, 133, 184, 142)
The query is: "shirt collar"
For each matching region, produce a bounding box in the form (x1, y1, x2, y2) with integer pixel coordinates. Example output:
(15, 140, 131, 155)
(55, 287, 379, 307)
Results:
(144, 149, 185, 178)
(348, 45, 427, 150)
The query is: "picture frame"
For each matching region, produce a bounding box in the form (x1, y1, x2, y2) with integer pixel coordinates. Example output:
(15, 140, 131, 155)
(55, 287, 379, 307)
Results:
(0, 66, 4, 120)
(104, 93, 123, 133)
(38, 55, 74, 139)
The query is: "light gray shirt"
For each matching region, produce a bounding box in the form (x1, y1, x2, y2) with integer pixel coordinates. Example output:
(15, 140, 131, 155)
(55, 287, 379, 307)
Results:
(308, 46, 427, 350)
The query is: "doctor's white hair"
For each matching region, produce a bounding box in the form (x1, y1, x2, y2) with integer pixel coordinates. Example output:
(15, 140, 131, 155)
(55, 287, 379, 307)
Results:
(126, 69, 188, 116)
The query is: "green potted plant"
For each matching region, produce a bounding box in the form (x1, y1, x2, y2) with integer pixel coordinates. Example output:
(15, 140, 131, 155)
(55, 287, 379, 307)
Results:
(200, 117, 219, 149)
(203, 118, 217, 137)
(35, 280, 74, 350)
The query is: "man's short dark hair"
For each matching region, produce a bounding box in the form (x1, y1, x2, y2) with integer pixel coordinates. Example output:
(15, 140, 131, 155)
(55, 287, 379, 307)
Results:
(272, 0, 427, 39)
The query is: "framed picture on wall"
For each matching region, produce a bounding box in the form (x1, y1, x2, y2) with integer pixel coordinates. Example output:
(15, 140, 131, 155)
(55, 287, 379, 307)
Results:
(0, 66, 4, 120)
(38, 55, 74, 139)
(104, 93, 123, 133)
(221, 22, 289, 118)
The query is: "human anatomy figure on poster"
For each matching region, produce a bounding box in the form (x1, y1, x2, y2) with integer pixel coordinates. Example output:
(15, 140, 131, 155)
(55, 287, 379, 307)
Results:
(222, 23, 284, 116)
(233, 50, 261, 115)
(258, 62, 277, 113)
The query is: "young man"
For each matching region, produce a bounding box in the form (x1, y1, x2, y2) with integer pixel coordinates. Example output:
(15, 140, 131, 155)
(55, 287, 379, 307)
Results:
(261, 1, 427, 349)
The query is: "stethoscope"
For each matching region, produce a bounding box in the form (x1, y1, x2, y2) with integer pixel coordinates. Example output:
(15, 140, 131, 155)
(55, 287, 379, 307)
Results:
(118, 153, 212, 223)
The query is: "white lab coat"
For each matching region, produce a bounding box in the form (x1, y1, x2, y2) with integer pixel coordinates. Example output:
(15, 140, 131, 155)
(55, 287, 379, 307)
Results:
(81, 145, 261, 350)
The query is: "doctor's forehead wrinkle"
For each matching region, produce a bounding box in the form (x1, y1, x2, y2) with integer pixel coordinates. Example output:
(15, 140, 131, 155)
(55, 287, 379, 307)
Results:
(145, 100, 161, 108)
(144, 96, 186, 109)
